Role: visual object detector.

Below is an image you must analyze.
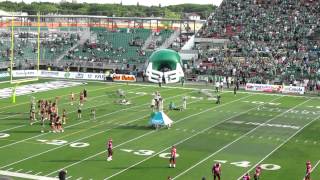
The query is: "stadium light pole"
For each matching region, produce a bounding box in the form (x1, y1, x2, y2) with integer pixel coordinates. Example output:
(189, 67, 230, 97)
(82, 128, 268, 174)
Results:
(37, 11, 40, 80)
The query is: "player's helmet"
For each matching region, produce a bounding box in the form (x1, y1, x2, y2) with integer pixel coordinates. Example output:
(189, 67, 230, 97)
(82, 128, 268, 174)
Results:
(306, 160, 311, 164)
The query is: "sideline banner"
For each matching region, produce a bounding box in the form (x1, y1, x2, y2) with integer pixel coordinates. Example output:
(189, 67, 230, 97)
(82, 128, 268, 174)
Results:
(282, 86, 305, 95)
(12, 70, 106, 81)
(112, 74, 136, 82)
(245, 83, 305, 95)
(245, 83, 283, 93)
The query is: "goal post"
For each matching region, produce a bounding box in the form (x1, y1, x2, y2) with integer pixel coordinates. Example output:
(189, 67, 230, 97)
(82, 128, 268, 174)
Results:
(10, 12, 41, 102)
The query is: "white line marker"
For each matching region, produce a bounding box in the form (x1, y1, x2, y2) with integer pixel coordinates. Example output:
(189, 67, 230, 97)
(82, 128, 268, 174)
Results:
(47, 94, 254, 177)
(0, 87, 168, 149)
(311, 160, 320, 172)
(238, 113, 320, 180)
(104, 96, 283, 179)
(173, 98, 311, 179)
(35, 172, 42, 175)
(2, 93, 202, 172)
(16, 169, 23, 172)
(0, 170, 57, 180)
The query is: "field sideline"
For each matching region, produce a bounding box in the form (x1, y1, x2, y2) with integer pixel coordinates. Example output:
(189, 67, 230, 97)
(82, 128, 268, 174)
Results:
(0, 80, 319, 180)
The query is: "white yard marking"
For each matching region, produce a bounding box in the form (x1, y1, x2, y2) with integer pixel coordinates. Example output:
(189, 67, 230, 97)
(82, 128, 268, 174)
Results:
(34, 172, 42, 175)
(76, 177, 83, 180)
(0, 81, 82, 99)
(312, 160, 320, 172)
(46, 94, 253, 177)
(15, 169, 23, 172)
(0, 92, 196, 170)
(67, 176, 73, 179)
(238, 114, 320, 180)
(103, 96, 282, 179)
(228, 121, 301, 130)
(26, 170, 33, 173)
(0, 83, 123, 132)
(173, 98, 311, 179)
(0, 86, 157, 149)
(0, 170, 57, 180)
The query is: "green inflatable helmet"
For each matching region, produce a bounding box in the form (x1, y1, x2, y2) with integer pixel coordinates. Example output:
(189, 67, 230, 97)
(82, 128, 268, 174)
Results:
(148, 49, 182, 71)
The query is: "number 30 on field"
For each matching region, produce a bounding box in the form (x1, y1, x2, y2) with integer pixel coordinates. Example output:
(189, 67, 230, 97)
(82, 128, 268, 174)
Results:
(37, 139, 89, 148)
(121, 149, 180, 159)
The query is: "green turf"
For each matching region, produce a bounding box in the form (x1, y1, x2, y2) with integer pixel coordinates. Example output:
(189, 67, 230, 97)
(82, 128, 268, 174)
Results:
(0, 80, 319, 180)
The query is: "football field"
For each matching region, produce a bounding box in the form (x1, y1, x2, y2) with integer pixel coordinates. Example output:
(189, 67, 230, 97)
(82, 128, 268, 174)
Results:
(0, 80, 319, 180)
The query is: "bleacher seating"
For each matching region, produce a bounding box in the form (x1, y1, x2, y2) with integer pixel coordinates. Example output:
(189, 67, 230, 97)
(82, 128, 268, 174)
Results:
(65, 28, 153, 64)
(195, 0, 320, 86)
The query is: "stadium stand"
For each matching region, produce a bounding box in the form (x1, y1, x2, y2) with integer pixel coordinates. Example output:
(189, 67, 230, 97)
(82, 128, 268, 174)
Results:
(194, 0, 320, 90)
(64, 28, 154, 65)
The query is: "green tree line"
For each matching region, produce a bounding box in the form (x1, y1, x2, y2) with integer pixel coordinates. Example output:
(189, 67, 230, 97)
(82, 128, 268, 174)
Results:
(0, 1, 216, 19)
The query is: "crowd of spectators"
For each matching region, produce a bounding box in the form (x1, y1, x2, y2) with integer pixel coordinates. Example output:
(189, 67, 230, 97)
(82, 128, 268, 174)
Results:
(195, 0, 320, 90)
(0, 32, 79, 64)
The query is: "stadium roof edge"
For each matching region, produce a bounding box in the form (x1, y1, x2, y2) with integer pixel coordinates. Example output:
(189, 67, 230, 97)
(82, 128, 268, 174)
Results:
(0, 14, 198, 22)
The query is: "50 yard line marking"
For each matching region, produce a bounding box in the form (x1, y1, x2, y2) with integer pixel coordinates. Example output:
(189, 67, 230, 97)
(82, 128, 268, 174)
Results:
(0, 90, 193, 169)
(45, 94, 254, 177)
(173, 98, 312, 179)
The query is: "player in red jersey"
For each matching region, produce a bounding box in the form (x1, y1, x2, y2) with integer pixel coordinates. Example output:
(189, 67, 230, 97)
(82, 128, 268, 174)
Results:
(254, 165, 262, 180)
(40, 104, 46, 133)
(169, 146, 177, 168)
(107, 138, 113, 161)
(243, 173, 250, 180)
(212, 163, 221, 180)
(305, 160, 312, 180)
(79, 92, 84, 106)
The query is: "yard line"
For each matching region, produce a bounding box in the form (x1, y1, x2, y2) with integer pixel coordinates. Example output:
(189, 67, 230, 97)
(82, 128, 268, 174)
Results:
(312, 160, 320, 172)
(0, 92, 193, 170)
(67, 176, 73, 179)
(301, 160, 320, 180)
(0, 81, 120, 111)
(173, 98, 311, 179)
(35, 172, 42, 175)
(15, 169, 23, 172)
(116, 82, 319, 99)
(0, 170, 56, 180)
(0, 88, 114, 120)
(0, 84, 124, 132)
(104, 95, 281, 179)
(6, 168, 13, 171)
(46, 94, 253, 177)
(42, 97, 205, 176)
(0, 86, 154, 149)
(0, 125, 26, 133)
(26, 170, 33, 173)
(238, 116, 320, 180)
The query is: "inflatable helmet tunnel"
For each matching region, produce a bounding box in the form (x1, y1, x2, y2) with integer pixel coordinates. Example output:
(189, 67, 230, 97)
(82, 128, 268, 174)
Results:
(145, 49, 184, 83)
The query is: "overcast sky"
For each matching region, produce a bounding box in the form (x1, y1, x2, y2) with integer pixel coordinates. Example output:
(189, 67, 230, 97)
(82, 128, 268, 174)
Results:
(3, 0, 223, 6)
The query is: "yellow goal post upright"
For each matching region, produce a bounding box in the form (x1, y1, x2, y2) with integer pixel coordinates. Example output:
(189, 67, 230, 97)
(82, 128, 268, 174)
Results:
(10, 12, 41, 103)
